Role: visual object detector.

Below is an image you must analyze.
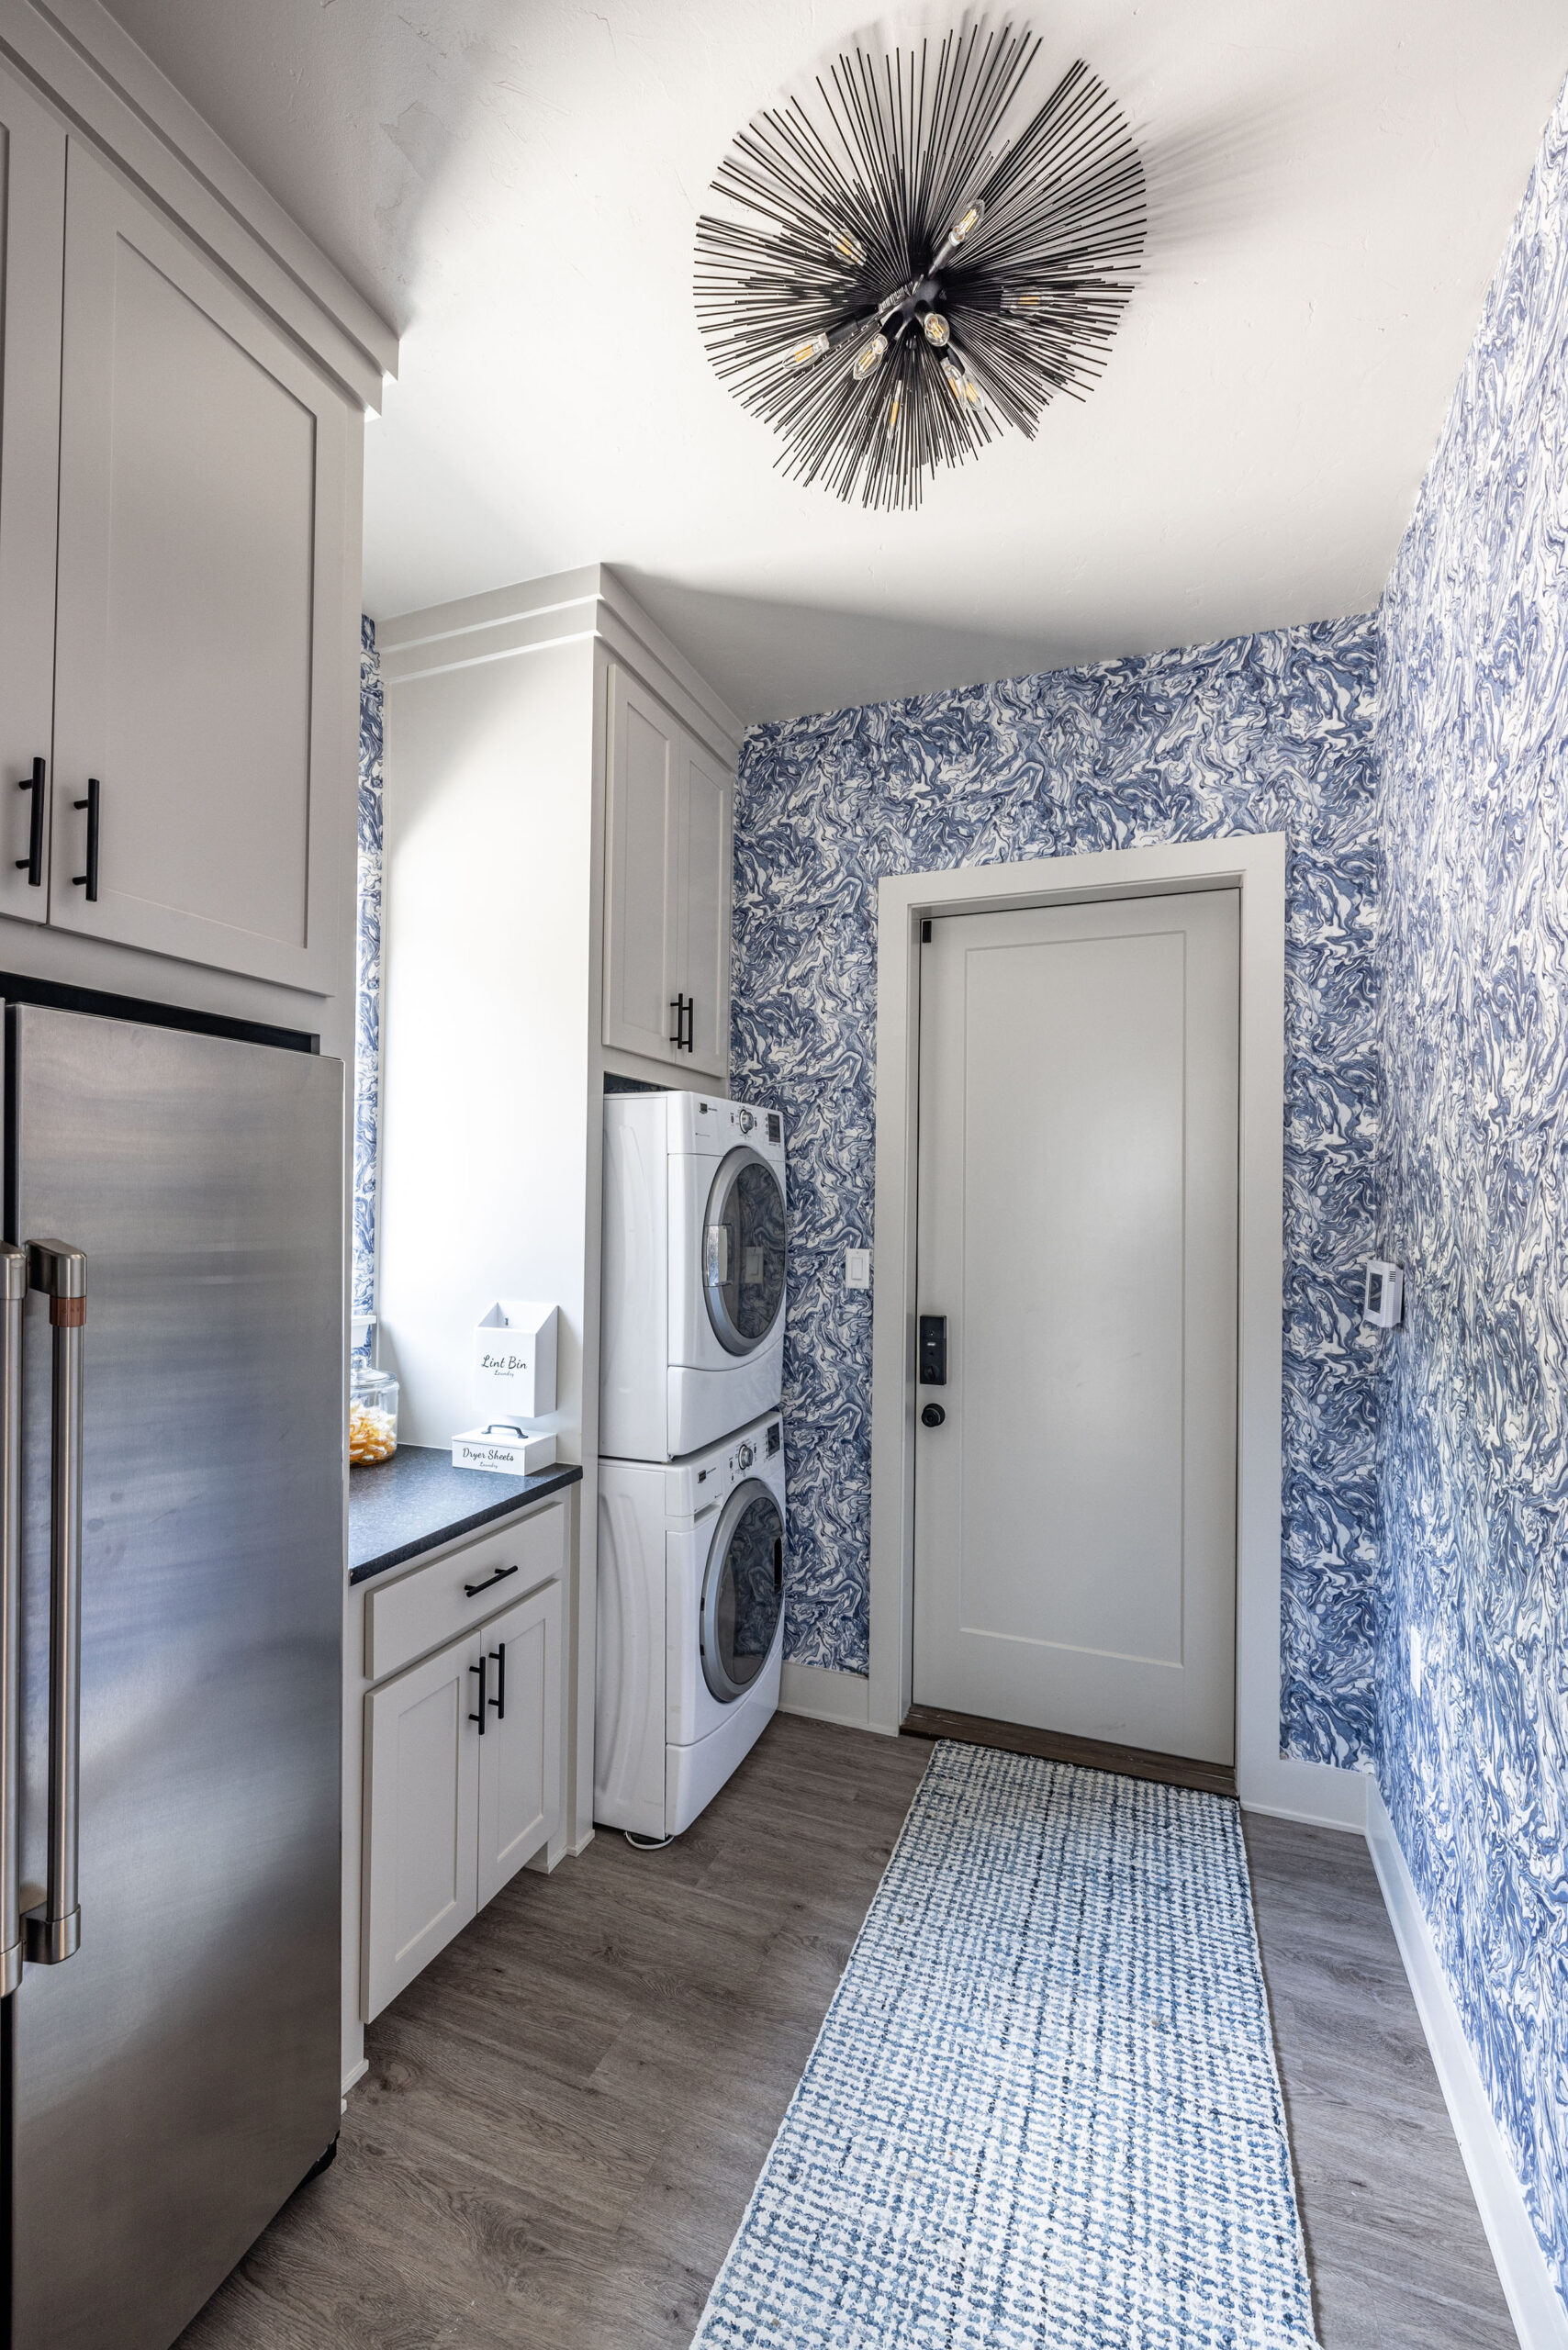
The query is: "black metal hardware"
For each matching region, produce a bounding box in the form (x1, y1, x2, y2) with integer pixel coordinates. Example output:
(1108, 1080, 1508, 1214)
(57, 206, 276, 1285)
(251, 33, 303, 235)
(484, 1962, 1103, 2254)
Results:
(72, 779, 99, 901)
(918, 1313, 947, 1386)
(16, 758, 44, 885)
(669, 992, 694, 1052)
(468, 1654, 487, 1733)
(464, 1561, 519, 1599)
(489, 1641, 506, 1721)
(922, 1402, 946, 1428)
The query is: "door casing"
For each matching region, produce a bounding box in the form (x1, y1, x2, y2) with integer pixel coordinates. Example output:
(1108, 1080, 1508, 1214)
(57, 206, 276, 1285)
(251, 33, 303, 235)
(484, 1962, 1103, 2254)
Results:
(866, 834, 1368, 1830)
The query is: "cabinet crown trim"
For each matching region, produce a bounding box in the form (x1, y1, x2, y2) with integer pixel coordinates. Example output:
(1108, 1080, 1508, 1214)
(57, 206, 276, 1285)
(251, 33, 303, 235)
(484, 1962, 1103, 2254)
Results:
(2, 0, 397, 402)
(378, 564, 744, 762)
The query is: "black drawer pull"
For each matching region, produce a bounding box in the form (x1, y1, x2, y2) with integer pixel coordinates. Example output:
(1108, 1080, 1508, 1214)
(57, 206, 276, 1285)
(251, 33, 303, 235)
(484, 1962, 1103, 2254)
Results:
(464, 1561, 519, 1599)
(72, 778, 99, 901)
(16, 756, 44, 885)
(468, 1654, 487, 1733)
(489, 1640, 506, 1721)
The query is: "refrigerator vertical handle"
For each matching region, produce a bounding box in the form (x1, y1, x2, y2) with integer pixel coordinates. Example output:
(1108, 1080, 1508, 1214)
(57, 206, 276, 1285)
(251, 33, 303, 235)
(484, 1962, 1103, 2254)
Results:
(24, 1241, 85, 1965)
(0, 1247, 27, 1995)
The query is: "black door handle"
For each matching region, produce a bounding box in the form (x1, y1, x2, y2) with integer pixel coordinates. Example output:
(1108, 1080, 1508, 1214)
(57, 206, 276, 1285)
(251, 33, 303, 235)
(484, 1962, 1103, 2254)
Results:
(16, 757, 44, 886)
(922, 1403, 946, 1428)
(468, 1654, 487, 1733)
(464, 1562, 519, 1598)
(72, 778, 99, 901)
(488, 1641, 506, 1722)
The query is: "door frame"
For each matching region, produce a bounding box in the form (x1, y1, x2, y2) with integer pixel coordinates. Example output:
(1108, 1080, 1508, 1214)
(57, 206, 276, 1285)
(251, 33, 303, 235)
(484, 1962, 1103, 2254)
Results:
(867, 833, 1368, 1830)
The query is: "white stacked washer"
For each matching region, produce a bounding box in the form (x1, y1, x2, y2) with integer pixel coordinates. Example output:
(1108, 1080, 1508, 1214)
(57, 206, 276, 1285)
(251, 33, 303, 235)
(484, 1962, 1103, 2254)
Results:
(595, 1410, 786, 1841)
(600, 1091, 787, 1462)
(597, 1089, 788, 1839)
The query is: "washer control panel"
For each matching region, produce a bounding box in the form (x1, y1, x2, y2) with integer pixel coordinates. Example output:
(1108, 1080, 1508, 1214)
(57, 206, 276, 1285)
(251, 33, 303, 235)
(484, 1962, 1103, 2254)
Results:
(685, 1417, 781, 1514)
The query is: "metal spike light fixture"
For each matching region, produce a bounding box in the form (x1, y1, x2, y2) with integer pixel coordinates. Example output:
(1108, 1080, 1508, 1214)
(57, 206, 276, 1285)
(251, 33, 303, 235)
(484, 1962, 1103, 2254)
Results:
(694, 25, 1146, 511)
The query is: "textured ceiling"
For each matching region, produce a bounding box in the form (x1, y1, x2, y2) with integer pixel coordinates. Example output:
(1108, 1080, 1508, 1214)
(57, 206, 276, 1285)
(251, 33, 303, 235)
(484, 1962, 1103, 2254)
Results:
(99, 0, 1568, 721)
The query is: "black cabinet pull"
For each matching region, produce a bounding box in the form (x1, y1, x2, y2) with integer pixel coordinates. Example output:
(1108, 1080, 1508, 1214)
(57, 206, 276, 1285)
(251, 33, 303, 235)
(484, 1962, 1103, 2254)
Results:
(684, 995, 695, 1052)
(16, 757, 44, 885)
(468, 1654, 487, 1733)
(72, 778, 99, 901)
(488, 1640, 506, 1722)
(464, 1561, 519, 1599)
(669, 991, 694, 1052)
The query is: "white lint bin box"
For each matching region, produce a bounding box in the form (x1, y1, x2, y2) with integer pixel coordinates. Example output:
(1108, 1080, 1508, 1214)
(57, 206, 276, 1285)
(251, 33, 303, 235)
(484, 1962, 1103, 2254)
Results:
(473, 1301, 557, 1420)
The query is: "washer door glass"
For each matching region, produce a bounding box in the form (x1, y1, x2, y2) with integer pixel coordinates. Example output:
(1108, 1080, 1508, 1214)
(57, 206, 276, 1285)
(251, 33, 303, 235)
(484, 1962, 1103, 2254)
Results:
(700, 1481, 784, 1703)
(703, 1147, 786, 1356)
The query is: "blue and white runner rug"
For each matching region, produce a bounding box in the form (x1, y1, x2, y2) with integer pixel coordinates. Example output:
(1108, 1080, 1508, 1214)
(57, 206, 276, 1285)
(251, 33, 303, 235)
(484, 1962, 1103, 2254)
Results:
(692, 1740, 1320, 2349)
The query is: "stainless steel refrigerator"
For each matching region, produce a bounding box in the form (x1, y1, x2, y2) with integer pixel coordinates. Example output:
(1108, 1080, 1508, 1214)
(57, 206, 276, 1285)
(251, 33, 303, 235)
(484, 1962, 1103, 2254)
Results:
(0, 998, 344, 2349)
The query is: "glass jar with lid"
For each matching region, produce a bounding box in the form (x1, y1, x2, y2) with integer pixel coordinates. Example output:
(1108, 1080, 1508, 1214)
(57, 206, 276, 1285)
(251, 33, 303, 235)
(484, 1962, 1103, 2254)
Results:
(349, 1367, 398, 1466)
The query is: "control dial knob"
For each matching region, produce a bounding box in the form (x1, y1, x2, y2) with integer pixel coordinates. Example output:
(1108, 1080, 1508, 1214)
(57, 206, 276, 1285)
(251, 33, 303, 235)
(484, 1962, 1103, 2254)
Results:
(736, 1440, 755, 1469)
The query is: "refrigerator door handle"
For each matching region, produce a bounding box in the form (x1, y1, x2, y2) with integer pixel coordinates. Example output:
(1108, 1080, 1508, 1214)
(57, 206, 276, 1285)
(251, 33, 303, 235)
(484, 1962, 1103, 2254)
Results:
(0, 1246, 27, 1994)
(24, 1240, 86, 1965)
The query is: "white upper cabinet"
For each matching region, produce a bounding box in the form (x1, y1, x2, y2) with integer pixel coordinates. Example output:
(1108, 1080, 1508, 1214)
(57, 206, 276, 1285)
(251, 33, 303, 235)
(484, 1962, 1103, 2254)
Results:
(602, 661, 734, 1080)
(48, 143, 347, 990)
(0, 65, 64, 927)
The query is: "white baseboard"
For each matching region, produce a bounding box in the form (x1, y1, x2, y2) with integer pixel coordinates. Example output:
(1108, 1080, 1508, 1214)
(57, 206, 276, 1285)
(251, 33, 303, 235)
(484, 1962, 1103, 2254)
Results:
(341, 2055, 368, 2101)
(1238, 1751, 1369, 1832)
(1367, 1781, 1567, 2350)
(779, 1661, 875, 1729)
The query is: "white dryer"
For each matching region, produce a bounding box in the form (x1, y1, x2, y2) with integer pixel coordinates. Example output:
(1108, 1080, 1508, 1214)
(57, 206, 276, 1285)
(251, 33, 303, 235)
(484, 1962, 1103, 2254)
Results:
(600, 1090, 786, 1461)
(595, 1410, 785, 1841)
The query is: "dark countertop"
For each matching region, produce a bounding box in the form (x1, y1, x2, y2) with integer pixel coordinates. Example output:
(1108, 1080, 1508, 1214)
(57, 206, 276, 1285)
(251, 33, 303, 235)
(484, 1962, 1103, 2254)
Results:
(349, 1445, 582, 1586)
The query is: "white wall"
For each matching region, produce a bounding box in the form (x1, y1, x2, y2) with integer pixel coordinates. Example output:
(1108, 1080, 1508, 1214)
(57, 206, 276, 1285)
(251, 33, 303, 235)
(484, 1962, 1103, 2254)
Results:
(378, 634, 598, 1459)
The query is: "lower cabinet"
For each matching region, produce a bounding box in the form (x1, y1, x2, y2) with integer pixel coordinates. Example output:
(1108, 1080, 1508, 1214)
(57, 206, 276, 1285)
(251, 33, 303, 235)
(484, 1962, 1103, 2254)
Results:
(362, 1577, 563, 2020)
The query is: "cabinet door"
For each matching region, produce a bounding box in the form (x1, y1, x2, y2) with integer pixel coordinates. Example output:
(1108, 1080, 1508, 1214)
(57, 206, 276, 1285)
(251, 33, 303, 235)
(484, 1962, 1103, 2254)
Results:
(476, 1581, 563, 1908)
(602, 663, 679, 1063)
(676, 737, 734, 1078)
(50, 141, 348, 990)
(0, 66, 64, 926)
(363, 1633, 481, 2021)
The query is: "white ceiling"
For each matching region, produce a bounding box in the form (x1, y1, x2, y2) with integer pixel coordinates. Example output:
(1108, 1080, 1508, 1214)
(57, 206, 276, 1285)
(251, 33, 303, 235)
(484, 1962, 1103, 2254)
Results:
(99, 0, 1567, 722)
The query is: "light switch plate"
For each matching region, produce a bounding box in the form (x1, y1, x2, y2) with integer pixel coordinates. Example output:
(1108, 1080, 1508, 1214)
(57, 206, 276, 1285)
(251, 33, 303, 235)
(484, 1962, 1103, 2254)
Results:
(846, 1248, 871, 1291)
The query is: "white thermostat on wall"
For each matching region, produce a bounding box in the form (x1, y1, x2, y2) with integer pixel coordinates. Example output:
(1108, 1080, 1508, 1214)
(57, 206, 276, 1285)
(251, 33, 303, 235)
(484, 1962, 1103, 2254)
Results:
(474, 1300, 558, 1418)
(1362, 1260, 1404, 1329)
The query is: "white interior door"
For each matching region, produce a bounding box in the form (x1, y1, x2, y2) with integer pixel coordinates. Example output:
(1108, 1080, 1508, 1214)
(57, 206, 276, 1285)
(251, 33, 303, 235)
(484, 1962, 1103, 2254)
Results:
(912, 889, 1239, 1764)
(476, 1581, 563, 1907)
(0, 64, 64, 923)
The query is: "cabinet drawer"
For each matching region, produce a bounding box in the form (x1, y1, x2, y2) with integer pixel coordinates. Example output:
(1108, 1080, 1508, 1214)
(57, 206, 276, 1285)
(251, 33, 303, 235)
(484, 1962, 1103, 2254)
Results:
(365, 1500, 565, 1684)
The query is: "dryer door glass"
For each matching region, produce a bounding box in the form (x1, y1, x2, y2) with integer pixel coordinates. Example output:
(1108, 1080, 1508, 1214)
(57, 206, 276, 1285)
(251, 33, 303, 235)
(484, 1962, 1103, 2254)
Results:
(703, 1147, 786, 1357)
(701, 1481, 784, 1702)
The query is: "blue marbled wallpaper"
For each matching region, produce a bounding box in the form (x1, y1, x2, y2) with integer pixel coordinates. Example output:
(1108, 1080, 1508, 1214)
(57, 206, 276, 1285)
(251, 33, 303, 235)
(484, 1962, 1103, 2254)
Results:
(732, 621, 1382, 1766)
(353, 614, 384, 1360)
(1376, 75, 1568, 2300)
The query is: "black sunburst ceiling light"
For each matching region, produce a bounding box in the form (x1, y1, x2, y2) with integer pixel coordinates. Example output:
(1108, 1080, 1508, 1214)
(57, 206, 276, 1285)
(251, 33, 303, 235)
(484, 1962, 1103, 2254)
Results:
(694, 24, 1146, 511)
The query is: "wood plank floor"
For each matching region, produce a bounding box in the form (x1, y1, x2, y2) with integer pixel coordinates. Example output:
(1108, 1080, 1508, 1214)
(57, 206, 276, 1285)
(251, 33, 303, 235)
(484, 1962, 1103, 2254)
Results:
(176, 1718, 1514, 2349)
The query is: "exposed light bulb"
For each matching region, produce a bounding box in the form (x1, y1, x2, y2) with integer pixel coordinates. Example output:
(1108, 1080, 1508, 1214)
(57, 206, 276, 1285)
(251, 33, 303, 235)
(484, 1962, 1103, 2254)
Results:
(941, 354, 983, 409)
(851, 332, 889, 382)
(790, 331, 831, 367)
(930, 196, 986, 274)
(830, 229, 867, 267)
(923, 312, 951, 348)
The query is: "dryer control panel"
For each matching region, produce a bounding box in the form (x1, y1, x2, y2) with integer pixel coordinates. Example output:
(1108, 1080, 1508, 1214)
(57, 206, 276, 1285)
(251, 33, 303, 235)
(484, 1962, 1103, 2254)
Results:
(676, 1091, 786, 1160)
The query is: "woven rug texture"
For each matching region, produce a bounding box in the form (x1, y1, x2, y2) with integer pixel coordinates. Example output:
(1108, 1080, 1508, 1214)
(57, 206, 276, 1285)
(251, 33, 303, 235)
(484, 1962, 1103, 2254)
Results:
(690, 1740, 1320, 2349)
